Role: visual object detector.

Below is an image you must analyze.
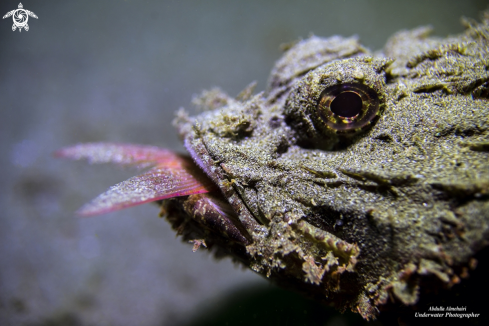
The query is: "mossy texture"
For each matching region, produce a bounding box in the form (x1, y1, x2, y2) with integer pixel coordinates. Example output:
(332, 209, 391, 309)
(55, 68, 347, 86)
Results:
(170, 12, 489, 319)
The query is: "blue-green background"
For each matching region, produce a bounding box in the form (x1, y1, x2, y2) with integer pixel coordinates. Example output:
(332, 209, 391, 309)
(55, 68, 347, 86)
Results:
(1, 1, 487, 325)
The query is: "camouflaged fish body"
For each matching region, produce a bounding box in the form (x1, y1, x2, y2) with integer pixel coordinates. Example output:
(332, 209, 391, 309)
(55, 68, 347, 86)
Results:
(60, 13, 489, 319)
(172, 14, 489, 318)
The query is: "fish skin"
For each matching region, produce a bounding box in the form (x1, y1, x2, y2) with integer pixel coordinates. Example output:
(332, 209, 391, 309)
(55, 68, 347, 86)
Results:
(174, 12, 489, 319)
(60, 12, 489, 320)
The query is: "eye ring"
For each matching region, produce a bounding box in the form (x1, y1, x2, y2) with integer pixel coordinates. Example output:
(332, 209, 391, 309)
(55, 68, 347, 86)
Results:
(316, 83, 381, 134)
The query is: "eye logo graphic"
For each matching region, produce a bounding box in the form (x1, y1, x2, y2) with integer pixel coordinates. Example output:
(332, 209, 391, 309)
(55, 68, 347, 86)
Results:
(3, 3, 38, 32)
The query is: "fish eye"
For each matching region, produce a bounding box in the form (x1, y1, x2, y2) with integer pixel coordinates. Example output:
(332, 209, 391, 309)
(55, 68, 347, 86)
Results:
(316, 83, 381, 133)
(284, 57, 390, 149)
(330, 91, 362, 118)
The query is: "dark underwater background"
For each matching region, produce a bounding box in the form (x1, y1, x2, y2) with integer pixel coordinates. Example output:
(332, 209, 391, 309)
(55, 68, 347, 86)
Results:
(1, 1, 487, 325)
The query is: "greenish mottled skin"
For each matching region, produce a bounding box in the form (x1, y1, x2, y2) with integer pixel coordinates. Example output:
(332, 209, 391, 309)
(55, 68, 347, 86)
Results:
(168, 13, 489, 319)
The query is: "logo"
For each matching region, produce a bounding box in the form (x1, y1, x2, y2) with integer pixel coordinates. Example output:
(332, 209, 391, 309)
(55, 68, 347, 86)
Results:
(3, 3, 38, 32)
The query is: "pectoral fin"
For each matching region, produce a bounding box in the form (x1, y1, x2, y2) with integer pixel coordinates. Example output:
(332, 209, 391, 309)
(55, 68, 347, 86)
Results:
(56, 143, 217, 216)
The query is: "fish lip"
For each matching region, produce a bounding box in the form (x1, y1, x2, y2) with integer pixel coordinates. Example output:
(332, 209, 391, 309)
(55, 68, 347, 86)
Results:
(183, 137, 217, 185)
(183, 135, 268, 238)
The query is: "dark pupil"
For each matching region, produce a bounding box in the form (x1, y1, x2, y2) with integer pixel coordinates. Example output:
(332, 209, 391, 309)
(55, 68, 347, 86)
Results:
(330, 91, 363, 118)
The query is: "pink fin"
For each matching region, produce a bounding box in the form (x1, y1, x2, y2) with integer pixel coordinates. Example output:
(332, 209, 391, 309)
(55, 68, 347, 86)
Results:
(56, 143, 217, 216)
(77, 165, 215, 216)
(55, 143, 184, 169)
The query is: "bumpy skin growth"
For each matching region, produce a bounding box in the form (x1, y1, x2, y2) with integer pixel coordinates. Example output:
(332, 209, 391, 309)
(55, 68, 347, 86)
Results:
(170, 13, 489, 319)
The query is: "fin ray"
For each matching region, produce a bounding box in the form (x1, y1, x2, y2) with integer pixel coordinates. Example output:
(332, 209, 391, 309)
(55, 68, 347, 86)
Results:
(55, 143, 185, 169)
(77, 166, 214, 216)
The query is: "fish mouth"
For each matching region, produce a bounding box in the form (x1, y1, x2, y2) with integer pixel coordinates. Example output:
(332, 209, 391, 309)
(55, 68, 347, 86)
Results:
(183, 134, 269, 239)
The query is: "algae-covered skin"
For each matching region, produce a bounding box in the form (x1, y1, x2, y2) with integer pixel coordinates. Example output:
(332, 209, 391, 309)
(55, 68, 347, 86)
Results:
(169, 13, 489, 319)
(58, 12, 489, 320)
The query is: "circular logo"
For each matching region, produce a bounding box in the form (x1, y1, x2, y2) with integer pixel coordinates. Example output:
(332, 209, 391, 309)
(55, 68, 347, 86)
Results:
(13, 9, 28, 27)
